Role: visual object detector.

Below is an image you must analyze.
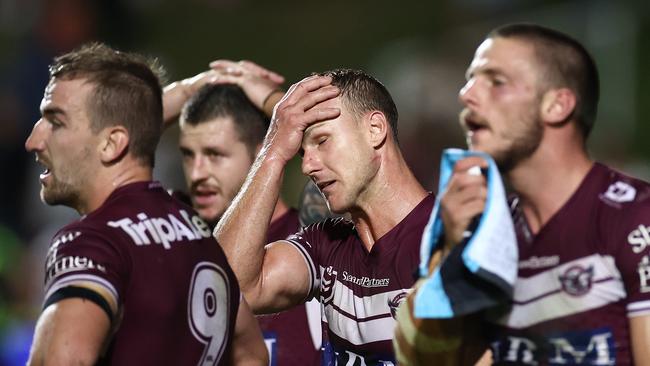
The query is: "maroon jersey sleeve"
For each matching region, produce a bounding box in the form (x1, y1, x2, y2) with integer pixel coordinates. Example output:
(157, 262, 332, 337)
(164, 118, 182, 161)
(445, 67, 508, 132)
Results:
(284, 218, 354, 301)
(284, 223, 323, 301)
(43, 225, 127, 317)
(603, 180, 650, 317)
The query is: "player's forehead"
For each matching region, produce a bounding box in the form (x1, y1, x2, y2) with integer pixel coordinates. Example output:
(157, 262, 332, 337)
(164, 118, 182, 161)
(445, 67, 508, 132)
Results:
(303, 96, 355, 139)
(180, 117, 247, 151)
(181, 116, 239, 140)
(41, 77, 93, 115)
(466, 37, 538, 77)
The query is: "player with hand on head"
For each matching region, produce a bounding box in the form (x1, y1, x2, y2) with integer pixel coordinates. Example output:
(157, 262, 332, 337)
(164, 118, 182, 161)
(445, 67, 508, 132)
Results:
(162, 60, 323, 365)
(25, 43, 267, 366)
(214, 67, 434, 365)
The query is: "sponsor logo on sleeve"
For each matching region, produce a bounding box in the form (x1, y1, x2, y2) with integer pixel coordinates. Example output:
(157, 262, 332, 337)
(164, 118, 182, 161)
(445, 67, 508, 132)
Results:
(46, 231, 82, 267)
(638, 255, 650, 293)
(46, 255, 107, 283)
(559, 265, 594, 296)
(320, 266, 338, 304)
(628, 224, 650, 253)
(600, 181, 636, 203)
(107, 209, 211, 249)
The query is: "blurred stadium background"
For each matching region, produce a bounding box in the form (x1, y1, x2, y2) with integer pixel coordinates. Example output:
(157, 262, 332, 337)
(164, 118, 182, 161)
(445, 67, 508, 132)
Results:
(0, 0, 648, 363)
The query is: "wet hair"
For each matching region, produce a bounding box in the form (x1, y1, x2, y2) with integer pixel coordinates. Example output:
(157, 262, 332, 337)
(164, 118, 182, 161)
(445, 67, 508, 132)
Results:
(49, 42, 164, 167)
(180, 84, 269, 156)
(319, 69, 399, 142)
(489, 23, 599, 139)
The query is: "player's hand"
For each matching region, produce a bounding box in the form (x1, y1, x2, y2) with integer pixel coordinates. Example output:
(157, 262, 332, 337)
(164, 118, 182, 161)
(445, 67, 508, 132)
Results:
(439, 156, 488, 249)
(262, 75, 340, 164)
(209, 60, 285, 112)
(162, 69, 222, 125)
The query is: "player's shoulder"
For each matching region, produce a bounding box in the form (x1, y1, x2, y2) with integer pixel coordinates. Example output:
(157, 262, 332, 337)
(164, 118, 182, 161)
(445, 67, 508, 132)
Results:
(310, 216, 355, 236)
(288, 217, 355, 247)
(592, 163, 650, 211)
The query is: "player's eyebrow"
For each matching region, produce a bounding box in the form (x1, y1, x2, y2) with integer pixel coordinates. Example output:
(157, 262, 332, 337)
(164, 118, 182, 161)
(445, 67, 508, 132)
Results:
(466, 67, 506, 81)
(41, 106, 67, 118)
(303, 120, 332, 142)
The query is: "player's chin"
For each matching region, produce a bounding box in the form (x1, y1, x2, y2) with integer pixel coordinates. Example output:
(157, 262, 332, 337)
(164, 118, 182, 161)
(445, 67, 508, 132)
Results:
(325, 197, 349, 215)
(194, 206, 221, 225)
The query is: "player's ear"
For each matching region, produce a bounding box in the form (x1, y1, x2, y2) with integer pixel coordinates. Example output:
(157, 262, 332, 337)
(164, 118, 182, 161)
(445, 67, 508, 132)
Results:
(99, 125, 129, 164)
(540, 88, 576, 126)
(366, 111, 388, 148)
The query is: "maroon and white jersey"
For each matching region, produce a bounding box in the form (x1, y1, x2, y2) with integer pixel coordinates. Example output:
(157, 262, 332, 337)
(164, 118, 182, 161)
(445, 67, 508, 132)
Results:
(43, 181, 240, 365)
(285, 194, 434, 365)
(487, 163, 650, 365)
(257, 208, 322, 366)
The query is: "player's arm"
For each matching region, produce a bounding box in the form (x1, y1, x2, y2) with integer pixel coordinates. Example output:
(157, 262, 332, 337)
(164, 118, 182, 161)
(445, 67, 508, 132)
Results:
(27, 292, 113, 366)
(162, 70, 219, 127)
(209, 60, 285, 117)
(394, 156, 490, 365)
(214, 75, 340, 313)
(229, 297, 268, 365)
(630, 315, 650, 365)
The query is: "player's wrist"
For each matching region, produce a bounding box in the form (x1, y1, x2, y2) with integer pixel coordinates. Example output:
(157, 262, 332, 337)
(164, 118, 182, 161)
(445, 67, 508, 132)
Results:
(262, 89, 284, 117)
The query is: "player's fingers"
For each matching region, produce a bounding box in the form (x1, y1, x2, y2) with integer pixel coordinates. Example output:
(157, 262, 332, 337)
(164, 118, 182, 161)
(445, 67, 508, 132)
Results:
(445, 172, 486, 195)
(282, 76, 334, 106)
(453, 156, 488, 173)
(296, 85, 340, 111)
(296, 107, 341, 128)
(239, 60, 285, 83)
(208, 74, 240, 85)
(209, 59, 239, 70)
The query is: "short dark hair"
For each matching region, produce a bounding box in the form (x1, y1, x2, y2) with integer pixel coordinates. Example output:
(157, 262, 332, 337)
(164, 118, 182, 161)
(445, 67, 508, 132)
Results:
(180, 84, 269, 155)
(49, 42, 164, 167)
(319, 69, 399, 142)
(489, 23, 599, 139)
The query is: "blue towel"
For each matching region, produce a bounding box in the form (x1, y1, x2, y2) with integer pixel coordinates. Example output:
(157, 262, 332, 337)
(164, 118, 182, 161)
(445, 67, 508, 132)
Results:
(414, 148, 518, 318)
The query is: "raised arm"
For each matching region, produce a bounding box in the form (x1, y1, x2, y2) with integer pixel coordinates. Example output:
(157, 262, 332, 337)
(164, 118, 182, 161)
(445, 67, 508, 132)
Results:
(209, 59, 285, 116)
(163, 60, 285, 128)
(27, 297, 112, 366)
(162, 70, 219, 127)
(214, 75, 340, 313)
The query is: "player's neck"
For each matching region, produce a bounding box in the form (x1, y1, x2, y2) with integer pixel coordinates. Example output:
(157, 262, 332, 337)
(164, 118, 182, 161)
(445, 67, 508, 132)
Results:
(507, 140, 593, 234)
(270, 199, 289, 224)
(79, 160, 152, 215)
(351, 148, 427, 251)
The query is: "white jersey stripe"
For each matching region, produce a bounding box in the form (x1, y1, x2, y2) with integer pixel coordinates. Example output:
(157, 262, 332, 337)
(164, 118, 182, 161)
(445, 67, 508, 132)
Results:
(512, 254, 622, 303)
(324, 303, 398, 345)
(492, 255, 626, 328)
(45, 274, 119, 305)
(283, 239, 320, 298)
(627, 300, 650, 317)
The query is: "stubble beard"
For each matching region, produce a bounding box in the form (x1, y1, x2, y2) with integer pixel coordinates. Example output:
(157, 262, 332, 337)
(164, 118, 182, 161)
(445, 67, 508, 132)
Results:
(492, 112, 544, 173)
(41, 172, 81, 209)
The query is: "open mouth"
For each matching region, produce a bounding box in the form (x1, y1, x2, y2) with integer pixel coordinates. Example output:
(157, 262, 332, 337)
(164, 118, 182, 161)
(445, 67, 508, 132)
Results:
(464, 116, 488, 133)
(191, 184, 221, 206)
(316, 180, 335, 192)
(36, 157, 52, 182)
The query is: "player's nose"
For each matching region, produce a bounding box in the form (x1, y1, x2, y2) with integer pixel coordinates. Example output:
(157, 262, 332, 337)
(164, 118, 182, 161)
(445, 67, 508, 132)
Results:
(25, 119, 46, 153)
(459, 78, 479, 108)
(301, 148, 321, 176)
